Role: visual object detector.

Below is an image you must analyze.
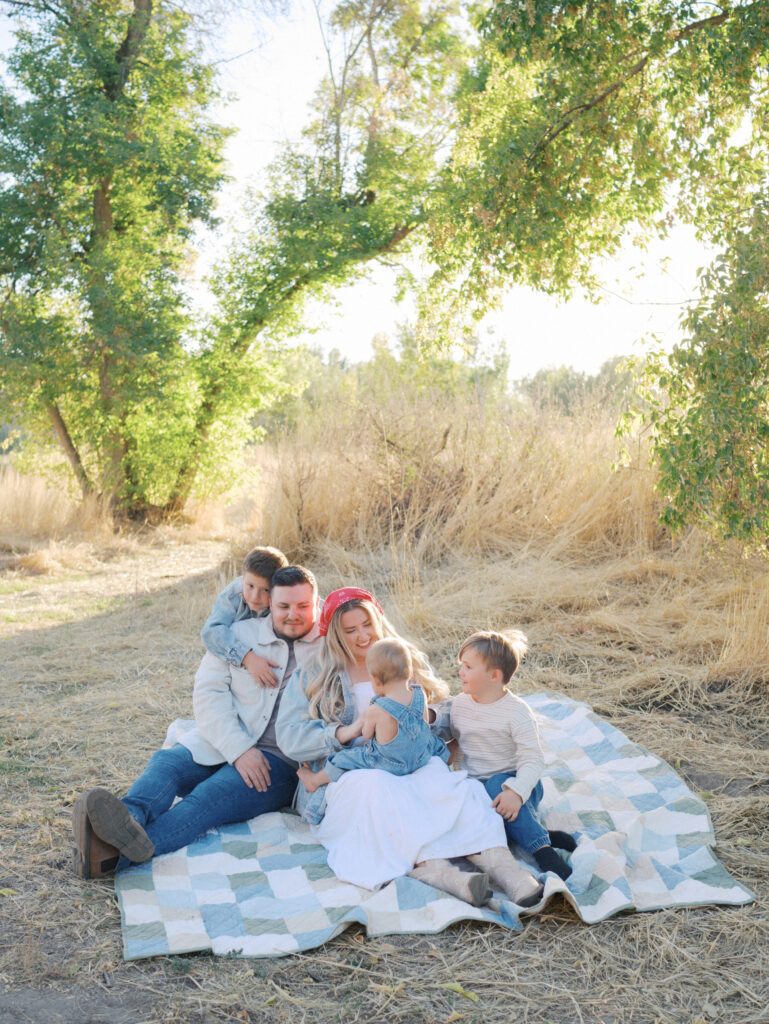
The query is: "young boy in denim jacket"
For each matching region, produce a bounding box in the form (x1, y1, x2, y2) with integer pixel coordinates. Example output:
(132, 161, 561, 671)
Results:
(201, 546, 288, 688)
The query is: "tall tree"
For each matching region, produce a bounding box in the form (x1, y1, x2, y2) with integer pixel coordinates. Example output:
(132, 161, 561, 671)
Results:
(420, 0, 769, 546)
(0, 0, 232, 515)
(197, 0, 465, 512)
(0, 0, 464, 517)
(636, 193, 769, 546)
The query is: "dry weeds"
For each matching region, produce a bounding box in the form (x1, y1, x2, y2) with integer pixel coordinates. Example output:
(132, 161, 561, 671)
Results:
(1, 415, 768, 1024)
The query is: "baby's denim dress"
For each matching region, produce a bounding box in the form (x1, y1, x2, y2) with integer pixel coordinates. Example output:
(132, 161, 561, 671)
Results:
(327, 686, 450, 776)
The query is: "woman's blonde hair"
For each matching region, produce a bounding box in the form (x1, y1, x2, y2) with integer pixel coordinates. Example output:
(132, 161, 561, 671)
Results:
(302, 598, 449, 721)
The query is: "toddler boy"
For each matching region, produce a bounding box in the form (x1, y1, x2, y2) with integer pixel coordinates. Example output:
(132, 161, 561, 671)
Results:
(201, 545, 288, 688)
(451, 629, 576, 880)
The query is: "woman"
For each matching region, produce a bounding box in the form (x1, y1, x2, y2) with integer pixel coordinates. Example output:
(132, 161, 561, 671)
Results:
(276, 588, 543, 907)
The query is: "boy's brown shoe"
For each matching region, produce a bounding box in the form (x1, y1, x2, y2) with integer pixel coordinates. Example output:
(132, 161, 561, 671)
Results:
(85, 788, 154, 864)
(71, 793, 119, 879)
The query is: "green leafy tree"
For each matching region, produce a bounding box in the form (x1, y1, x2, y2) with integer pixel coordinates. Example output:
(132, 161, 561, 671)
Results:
(165, 0, 467, 514)
(0, 0, 238, 516)
(0, 0, 467, 517)
(516, 357, 639, 415)
(208, 0, 466, 351)
(635, 195, 769, 546)
(427, 0, 769, 310)
(420, 0, 769, 544)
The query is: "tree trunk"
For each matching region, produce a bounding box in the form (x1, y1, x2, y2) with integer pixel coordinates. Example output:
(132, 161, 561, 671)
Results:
(161, 220, 421, 516)
(84, 0, 154, 511)
(46, 402, 95, 499)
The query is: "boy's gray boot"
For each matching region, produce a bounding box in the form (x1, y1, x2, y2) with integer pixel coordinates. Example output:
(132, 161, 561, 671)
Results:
(466, 847, 544, 907)
(409, 859, 491, 907)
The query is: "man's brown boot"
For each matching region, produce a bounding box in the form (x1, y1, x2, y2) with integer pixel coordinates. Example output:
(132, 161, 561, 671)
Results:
(84, 788, 154, 863)
(71, 793, 119, 879)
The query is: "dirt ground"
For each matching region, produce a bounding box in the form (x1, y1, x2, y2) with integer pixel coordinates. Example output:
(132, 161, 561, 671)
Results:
(1, 536, 767, 1024)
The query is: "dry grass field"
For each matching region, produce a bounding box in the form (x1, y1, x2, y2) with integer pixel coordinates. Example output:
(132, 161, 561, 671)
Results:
(1, 399, 768, 1024)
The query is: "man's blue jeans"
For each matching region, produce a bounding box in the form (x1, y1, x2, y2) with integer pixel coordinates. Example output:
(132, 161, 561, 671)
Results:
(482, 772, 549, 854)
(118, 744, 297, 866)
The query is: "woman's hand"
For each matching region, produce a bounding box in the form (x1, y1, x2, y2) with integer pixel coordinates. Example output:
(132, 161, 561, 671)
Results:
(492, 789, 523, 822)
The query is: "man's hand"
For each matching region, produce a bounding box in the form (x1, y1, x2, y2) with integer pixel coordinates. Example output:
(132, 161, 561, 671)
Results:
(242, 650, 280, 688)
(234, 747, 272, 791)
(492, 788, 523, 822)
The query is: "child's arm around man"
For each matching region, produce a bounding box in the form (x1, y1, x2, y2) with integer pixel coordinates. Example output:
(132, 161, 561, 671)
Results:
(201, 546, 288, 689)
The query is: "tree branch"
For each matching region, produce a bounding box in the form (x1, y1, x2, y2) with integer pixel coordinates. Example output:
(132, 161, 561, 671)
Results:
(46, 401, 95, 498)
(162, 217, 421, 514)
(526, 9, 732, 163)
(103, 0, 153, 101)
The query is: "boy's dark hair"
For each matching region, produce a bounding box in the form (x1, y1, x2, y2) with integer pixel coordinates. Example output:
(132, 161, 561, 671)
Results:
(269, 564, 317, 594)
(242, 546, 288, 580)
(366, 638, 412, 686)
(459, 629, 528, 685)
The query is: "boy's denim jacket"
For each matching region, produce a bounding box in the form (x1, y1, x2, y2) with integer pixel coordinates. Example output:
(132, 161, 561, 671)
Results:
(275, 667, 453, 825)
(201, 577, 267, 667)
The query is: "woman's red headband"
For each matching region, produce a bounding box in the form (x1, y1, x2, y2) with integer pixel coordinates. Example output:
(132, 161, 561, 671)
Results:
(318, 587, 383, 637)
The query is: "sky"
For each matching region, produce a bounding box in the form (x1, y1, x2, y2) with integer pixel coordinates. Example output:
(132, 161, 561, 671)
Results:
(0, 3, 714, 379)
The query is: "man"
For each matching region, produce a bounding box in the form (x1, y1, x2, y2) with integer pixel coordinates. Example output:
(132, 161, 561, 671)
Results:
(71, 565, 321, 879)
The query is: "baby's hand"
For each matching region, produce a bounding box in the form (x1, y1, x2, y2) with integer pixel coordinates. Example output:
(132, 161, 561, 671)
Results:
(492, 789, 524, 822)
(297, 763, 322, 793)
(336, 716, 364, 745)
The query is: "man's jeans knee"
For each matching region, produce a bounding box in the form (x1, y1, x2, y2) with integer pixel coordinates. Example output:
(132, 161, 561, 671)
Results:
(119, 744, 297, 864)
(483, 772, 549, 855)
(122, 744, 212, 829)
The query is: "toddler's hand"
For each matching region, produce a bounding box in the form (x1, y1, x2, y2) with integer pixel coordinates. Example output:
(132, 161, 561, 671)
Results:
(242, 650, 280, 688)
(492, 789, 524, 822)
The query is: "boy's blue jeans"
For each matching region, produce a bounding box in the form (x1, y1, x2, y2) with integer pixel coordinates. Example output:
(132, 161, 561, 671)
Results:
(482, 772, 549, 855)
(118, 743, 297, 867)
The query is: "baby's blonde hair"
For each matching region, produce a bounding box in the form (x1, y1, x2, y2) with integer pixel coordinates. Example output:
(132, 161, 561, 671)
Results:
(303, 598, 448, 721)
(366, 638, 412, 686)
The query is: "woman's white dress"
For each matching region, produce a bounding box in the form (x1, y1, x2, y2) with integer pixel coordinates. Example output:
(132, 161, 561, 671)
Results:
(312, 679, 506, 889)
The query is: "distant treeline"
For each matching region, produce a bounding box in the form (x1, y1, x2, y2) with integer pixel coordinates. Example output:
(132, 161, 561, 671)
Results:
(258, 331, 640, 439)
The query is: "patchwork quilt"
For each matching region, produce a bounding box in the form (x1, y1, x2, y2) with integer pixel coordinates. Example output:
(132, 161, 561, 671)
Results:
(116, 695, 754, 959)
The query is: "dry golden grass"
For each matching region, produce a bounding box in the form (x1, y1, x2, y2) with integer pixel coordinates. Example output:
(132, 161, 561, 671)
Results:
(1, 404, 767, 1024)
(0, 463, 115, 547)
